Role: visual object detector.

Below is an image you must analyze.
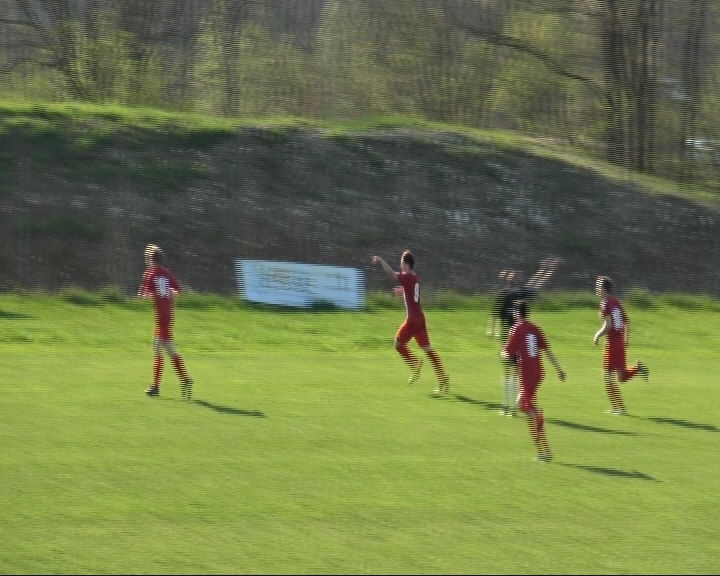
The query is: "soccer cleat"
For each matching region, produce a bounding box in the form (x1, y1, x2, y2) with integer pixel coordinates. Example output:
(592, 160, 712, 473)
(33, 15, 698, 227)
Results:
(605, 408, 627, 416)
(536, 452, 553, 463)
(408, 358, 424, 385)
(636, 361, 649, 381)
(145, 385, 160, 397)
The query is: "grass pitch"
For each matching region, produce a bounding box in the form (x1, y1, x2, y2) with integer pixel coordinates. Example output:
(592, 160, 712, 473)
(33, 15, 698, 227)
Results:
(0, 291, 719, 574)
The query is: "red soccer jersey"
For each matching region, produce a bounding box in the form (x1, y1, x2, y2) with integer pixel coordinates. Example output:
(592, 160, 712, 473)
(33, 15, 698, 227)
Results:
(396, 271, 425, 323)
(139, 265, 180, 325)
(503, 319, 548, 387)
(600, 295, 628, 343)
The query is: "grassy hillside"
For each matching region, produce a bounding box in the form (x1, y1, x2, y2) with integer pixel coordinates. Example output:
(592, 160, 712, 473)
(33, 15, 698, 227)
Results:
(1, 102, 720, 297)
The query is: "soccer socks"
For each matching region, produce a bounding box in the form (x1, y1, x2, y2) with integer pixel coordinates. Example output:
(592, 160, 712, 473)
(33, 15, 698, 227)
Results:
(171, 354, 189, 381)
(527, 411, 551, 457)
(426, 349, 448, 387)
(397, 344, 419, 371)
(605, 381, 626, 413)
(620, 366, 638, 383)
(398, 345, 447, 392)
(152, 355, 163, 387)
(501, 375, 511, 411)
(527, 414, 539, 445)
(150, 355, 189, 395)
(500, 374, 518, 414)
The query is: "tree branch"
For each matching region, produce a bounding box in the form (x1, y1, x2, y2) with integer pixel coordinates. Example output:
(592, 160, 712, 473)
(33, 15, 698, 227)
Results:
(455, 21, 610, 108)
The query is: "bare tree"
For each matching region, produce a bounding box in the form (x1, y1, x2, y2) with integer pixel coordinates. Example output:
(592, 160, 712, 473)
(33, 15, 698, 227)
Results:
(679, 0, 709, 170)
(446, 0, 665, 172)
(209, 0, 256, 115)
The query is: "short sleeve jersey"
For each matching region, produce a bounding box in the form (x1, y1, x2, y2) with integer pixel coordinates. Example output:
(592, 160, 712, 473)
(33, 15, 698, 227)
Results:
(496, 286, 538, 329)
(396, 271, 425, 323)
(600, 295, 628, 343)
(503, 319, 548, 386)
(139, 265, 180, 325)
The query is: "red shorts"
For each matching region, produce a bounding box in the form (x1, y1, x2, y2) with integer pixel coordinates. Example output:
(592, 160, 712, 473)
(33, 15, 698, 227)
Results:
(396, 318, 430, 348)
(603, 338, 627, 372)
(155, 323, 173, 341)
(517, 381, 539, 413)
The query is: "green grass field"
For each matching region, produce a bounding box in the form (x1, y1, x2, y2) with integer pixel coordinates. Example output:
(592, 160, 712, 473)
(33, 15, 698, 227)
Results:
(1, 291, 719, 574)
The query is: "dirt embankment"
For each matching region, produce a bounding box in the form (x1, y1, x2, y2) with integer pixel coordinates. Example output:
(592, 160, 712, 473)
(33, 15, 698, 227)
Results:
(1, 125, 719, 298)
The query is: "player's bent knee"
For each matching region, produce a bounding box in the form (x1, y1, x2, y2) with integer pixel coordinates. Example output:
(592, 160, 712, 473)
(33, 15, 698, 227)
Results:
(521, 406, 536, 418)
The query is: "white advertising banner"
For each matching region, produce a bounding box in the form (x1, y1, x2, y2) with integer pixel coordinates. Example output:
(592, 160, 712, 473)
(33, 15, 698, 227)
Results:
(234, 260, 365, 310)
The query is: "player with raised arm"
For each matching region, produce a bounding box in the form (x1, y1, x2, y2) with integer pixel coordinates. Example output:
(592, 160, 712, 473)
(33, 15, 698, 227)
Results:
(501, 300, 566, 462)
(372, 250, 450, 396)
(593, 276, 649, 416)
(488, 258, 559, 417)
(138, 244, 193, 399)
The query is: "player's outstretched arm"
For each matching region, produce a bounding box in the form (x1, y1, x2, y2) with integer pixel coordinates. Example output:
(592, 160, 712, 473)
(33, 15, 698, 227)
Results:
(545, 349, 566, 381)
(527, 257, 560, 290)
(372, 255, 398, 281)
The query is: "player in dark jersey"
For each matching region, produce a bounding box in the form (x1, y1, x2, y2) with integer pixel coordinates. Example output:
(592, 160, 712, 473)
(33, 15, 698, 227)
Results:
(487, 258, 559, 416)
(372, 250, 450, 396)
(138, 244, 193, 399)
(593, 276, 649, 415)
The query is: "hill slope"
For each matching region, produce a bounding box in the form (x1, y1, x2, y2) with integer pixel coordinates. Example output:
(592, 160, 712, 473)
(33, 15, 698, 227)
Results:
(1, 104, 719, 297)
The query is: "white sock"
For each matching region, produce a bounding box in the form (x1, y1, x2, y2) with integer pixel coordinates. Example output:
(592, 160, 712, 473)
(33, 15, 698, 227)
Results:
(510, 375, 518, 412)
(502, 375, 511, 410)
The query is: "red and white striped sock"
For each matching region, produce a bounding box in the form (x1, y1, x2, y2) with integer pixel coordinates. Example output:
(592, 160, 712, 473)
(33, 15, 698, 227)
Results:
(153, 355, 163, 387)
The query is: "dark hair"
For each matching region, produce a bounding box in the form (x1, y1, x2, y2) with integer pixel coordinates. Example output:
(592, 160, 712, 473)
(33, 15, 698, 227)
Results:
(597, 275, 613, 293)
(513, 300, 528, 319)
(401, 250, 414, 269)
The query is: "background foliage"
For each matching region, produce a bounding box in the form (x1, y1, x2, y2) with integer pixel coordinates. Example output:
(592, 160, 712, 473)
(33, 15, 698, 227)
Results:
(2, 0, 719, 189)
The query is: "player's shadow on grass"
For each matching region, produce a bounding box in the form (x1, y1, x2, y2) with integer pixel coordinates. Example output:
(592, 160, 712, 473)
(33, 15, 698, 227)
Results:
(548, 418, 638, 436)
(557, 462, 658, 481)
(453, 395, 637, 436)
(645, 416, 718, 432)
(0, 309, 33, 319)
(193, 399, 265, 417)
(453, 394, 504, 411)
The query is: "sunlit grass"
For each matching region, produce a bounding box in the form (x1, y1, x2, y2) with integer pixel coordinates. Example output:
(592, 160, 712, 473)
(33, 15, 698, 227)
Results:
(0, 292, 719, 573)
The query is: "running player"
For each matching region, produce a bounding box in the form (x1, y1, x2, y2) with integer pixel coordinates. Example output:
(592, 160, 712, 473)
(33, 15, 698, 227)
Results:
(593, 276, 649, 415)
(501, 300, 565, 462)
(372, 250, 450, 395)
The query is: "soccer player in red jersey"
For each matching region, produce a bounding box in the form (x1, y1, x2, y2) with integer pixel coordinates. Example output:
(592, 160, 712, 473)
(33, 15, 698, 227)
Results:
(501, 300, 565, 462)
(138, 244, 193, 399)
(593, 276, 649, 415)
(487, 258, 559, 417)
(372, 250, 450, 395)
